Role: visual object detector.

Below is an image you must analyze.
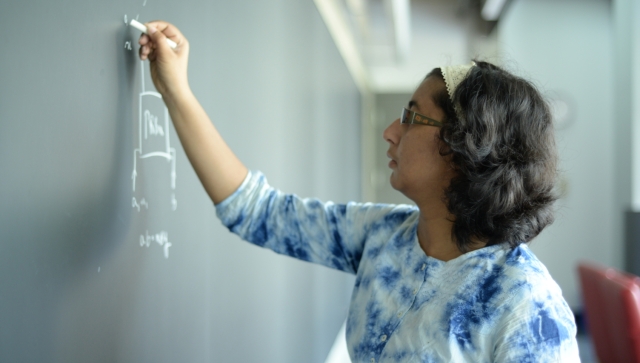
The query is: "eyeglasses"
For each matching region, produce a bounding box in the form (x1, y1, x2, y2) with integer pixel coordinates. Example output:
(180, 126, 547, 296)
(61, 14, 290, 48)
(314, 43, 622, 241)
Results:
(400, 107, 443, 127)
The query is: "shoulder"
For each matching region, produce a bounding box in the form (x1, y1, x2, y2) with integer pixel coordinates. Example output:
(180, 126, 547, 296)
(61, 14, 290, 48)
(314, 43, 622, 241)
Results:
(491, 244, 578, 360)
(497, 244, 564, 301)
(438, 244, 569, 327)
(492, 245, 572, 323)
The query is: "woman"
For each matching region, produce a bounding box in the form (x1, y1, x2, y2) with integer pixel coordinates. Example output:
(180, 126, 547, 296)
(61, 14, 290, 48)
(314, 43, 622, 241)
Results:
(139, 21, 579, 362)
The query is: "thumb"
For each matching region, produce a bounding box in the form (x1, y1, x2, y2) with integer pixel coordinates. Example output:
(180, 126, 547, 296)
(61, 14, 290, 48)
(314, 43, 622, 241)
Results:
(148, 25, 171, 52)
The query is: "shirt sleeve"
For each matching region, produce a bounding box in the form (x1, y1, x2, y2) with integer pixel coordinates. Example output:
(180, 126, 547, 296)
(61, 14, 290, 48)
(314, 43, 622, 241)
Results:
(492, 291, 580, 362)
(215, 171, 400, 274)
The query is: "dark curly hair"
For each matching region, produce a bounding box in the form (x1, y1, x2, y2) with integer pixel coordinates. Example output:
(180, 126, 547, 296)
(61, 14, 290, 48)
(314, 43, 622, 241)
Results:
(427, 61, 558, 252)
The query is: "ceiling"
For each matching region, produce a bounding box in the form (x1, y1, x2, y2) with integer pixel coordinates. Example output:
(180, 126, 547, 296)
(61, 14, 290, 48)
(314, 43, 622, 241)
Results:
(315, 0, 508, 93)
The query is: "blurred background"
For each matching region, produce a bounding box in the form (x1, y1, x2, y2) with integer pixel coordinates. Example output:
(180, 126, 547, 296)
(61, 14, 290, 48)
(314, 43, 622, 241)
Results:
(0, 0, 638, 362)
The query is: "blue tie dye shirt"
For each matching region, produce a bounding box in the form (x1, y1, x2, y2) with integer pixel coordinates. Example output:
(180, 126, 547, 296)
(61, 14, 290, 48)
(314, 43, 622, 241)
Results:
(216, 171, 580, 363)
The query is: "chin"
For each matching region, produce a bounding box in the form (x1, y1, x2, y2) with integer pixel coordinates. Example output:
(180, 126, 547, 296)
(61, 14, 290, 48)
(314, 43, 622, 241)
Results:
(389, 175, 422, 202)
(388, 175, 403, 193)
(388, 173, 397, 188)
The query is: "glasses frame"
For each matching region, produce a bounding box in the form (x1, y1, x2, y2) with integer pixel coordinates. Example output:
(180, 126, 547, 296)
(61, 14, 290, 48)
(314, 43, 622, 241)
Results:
(400, 107, 443, 127)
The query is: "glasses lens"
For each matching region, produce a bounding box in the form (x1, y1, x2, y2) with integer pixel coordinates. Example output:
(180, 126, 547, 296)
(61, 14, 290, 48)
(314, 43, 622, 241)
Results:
(400, 108, 409, 124)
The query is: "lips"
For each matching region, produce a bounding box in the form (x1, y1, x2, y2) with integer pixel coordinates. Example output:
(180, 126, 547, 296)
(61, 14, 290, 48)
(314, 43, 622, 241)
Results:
(387, 151, 397, 168)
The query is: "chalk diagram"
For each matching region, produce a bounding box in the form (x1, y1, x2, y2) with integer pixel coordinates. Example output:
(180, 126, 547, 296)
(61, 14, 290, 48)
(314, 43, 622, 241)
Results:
(132, 60, 176, 259)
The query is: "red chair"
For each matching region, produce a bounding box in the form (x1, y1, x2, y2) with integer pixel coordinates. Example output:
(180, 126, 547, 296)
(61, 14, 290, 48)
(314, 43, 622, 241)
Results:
(578, 263, 617, 362)
(598, 270, 640, 362)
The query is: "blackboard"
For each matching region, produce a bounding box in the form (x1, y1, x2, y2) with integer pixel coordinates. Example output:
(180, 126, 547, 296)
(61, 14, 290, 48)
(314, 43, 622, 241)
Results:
(0, 1, 361, 362)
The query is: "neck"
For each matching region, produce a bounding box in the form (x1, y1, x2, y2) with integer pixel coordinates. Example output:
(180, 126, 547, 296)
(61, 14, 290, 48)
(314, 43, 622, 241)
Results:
(416, 211, 461, 262)
(415, 204, 486, 262)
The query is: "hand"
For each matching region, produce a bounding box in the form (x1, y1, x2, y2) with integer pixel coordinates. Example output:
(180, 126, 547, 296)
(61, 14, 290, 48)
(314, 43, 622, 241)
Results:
(138, 21, 190, 99)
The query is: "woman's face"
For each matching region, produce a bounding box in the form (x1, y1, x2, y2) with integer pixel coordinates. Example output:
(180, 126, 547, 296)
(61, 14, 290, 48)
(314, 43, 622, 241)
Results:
(383, 76, 455, 205)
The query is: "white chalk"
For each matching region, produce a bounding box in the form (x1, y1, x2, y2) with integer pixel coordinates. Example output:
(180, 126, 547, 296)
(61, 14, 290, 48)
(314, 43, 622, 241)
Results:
(130, 19, 177, 49)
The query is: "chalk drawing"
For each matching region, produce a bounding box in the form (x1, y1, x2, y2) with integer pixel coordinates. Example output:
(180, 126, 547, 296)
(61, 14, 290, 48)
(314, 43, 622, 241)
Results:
(139, 230, 172, 259)
(124, 41, 132, 50)
(132, 60, 178, 259)
(144, 109, 164, 137)
(143, 0, 147, 6)
(132, 197, 149, 211)
(132, 60, 177, 194)
(124, 14, 128, 24)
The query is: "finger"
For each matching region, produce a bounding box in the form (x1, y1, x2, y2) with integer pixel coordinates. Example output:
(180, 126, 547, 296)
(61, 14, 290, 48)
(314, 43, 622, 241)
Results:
(138, 41, 150, 60)
(140, 44, 151, 58)
(147, 25, 172, 53)
(148, 48, 157, 62)
(145, 20, 186, 47)
(138, 34, 150, 45)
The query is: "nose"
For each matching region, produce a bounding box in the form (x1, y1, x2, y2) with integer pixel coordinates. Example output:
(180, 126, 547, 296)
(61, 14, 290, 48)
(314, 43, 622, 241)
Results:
(383, 117, 401, 145)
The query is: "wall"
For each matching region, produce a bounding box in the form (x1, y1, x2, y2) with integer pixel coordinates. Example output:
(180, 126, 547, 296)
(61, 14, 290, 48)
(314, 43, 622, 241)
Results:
(0, 0, 359, 362)
(498, 0, 616, 309)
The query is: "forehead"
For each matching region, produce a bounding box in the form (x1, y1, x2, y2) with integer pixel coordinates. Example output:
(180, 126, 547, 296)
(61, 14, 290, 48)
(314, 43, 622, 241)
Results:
(409, 76, 446, 113)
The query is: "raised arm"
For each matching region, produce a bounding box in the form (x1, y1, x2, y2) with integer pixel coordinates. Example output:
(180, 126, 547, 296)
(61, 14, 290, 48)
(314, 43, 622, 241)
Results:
(138, 21, 248, 204)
